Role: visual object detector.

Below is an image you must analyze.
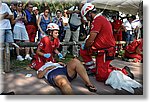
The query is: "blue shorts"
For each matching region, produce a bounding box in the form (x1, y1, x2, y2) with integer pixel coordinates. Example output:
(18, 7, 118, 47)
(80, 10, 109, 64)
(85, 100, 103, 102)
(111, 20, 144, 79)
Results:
(0, 29, 14, 43)
(47, 67, 77, 86)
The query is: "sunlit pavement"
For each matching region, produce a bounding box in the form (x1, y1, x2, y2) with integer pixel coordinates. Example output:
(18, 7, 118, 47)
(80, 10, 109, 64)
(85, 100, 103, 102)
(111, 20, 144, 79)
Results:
(1, 58, 143, 95)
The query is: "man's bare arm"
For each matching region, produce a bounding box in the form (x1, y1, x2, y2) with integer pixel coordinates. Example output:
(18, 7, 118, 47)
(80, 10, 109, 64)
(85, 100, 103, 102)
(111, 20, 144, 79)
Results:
(5, 14, 13, 19)
(66, 10, 80, 14)
(85, 32, 97, 49)
(0, 12, 9, 19)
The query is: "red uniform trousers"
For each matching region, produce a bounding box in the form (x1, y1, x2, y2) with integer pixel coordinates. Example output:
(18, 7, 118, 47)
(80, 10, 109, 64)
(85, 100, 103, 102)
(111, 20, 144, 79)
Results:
(29, 54, 55, 70)
(80, 47, 128, 82)
(113, 31, 122, 41)
(26, 24, 37, 42)
(124, 52, 143, 61)
(113, 31, 122, 51)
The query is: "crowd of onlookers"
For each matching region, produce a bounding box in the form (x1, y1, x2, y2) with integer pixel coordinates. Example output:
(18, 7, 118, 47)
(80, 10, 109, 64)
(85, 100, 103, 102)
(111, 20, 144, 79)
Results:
(0, 1, 143, 62)
(111, 15, 142, 53)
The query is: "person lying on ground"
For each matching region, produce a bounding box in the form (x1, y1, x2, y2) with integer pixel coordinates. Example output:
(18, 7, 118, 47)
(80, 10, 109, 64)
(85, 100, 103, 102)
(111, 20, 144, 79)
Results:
(37, 58, 97, 95)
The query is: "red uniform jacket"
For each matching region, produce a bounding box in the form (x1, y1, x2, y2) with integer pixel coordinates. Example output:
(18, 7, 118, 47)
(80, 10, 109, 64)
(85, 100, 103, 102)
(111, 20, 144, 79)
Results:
(30, 36, 60, 70)
(91, 15, 116, 49)
(111, 19, 123, 34)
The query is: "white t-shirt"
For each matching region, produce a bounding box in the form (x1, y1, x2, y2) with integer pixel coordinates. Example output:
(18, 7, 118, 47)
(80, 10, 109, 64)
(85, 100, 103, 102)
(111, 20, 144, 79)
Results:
(62, 16, 69, 24)
(123, 19, 132, 31)
(0, 3, 13, 29)
(131, 19, 142, 29)
(61, 16, 69, 29)
(69, 6, 81, 26)
(37, 61, 64, 79)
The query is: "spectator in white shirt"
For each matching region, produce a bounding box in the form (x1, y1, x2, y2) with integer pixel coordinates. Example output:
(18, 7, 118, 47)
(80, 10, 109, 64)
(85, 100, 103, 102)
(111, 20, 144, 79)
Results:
(61, 9, 69, 41)
(0, 1, 14, 43)
(131, 15, 142, 40)
(122, 17, 133, 45)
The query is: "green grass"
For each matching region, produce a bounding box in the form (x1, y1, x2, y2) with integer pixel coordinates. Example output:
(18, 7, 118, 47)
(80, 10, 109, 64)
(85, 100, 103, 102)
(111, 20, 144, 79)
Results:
(10, 59, 32, 72)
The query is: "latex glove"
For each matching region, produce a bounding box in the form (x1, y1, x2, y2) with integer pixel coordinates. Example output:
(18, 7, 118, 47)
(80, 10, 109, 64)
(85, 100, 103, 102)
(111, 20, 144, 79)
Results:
(81, 43, 85, 50)
(58, 53, 63, 59)
(44, 53, 51, 58)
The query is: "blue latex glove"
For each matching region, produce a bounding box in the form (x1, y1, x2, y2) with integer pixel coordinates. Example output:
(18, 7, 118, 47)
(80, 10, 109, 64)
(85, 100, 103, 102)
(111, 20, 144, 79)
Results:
(44, 53, 51, 58)
(58, 53, 63, 59)
(81, 43, 85, 50)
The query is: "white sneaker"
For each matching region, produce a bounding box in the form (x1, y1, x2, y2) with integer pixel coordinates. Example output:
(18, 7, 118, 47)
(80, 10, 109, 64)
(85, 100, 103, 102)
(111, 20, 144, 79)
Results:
(17, 55, 24, 61)
(73, 55, 78, 58)
(25, 54, 32, 60)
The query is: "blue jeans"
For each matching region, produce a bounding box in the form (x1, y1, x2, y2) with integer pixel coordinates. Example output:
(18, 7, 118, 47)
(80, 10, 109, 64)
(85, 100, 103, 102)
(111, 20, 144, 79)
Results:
(126, 30, 133, 45)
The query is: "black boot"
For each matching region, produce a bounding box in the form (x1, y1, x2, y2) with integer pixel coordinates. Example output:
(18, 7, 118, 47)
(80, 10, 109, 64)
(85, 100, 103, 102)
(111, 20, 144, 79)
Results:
(123, 66, 134, 79)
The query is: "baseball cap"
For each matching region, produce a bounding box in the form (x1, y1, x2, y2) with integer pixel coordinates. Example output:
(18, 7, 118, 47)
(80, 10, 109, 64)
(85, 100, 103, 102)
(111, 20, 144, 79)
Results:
(33, 7, 38, 11)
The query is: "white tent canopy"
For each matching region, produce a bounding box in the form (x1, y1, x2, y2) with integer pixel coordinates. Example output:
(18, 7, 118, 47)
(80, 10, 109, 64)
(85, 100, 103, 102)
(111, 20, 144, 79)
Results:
(86, 0, 143, 15)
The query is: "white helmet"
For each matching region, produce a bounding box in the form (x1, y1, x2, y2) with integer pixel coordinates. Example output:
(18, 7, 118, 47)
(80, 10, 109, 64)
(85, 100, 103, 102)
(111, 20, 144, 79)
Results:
(47, 23, 59, 31)
(81, 3, 95, 17)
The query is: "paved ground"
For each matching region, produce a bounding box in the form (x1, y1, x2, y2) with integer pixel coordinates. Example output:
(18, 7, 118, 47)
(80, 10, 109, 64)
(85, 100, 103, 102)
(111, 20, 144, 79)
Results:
(1, 58, 143, 95)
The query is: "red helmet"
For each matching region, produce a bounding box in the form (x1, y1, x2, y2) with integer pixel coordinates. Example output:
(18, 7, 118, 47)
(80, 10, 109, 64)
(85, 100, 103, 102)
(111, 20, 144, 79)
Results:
(81, 3, 95, 17)
(47, 23, 59, 31)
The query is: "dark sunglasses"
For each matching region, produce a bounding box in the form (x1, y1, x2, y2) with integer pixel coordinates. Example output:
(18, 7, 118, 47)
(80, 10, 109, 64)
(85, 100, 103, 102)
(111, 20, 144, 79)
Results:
(18, 5, 22, 7)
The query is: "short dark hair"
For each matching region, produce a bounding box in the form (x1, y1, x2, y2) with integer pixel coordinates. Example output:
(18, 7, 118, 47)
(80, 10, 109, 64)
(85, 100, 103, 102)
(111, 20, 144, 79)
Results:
(56, 10, 62, 14)
(17, 1, 23, 7)
(26, 2, 33, 8)
(44, 6, 50, 12)
(131, 15, 136, 20)
(112, 16, 116, 19)
(11, 1, 17, 6)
